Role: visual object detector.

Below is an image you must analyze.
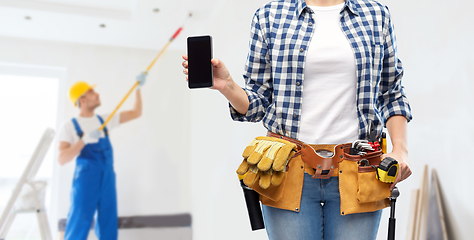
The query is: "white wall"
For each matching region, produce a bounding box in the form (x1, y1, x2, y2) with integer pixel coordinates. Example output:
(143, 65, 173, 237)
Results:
(376, 0, 474, 239)
(0, 0, 472, 239)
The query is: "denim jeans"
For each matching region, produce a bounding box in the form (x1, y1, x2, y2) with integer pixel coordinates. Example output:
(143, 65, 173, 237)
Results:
(262, 173, 382, 240)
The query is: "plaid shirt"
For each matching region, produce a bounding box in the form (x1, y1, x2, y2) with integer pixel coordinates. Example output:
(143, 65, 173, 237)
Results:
(230, 0, 412, 140)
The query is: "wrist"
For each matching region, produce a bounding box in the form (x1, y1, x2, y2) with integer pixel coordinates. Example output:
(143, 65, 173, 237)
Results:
(388, 148, 408, 163)
(218, 77, 236, 96)
(391, 149, 408, 159)
(391, 142, 407, 155)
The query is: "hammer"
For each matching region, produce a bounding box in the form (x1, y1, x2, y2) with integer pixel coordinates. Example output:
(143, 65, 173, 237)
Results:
(388, 187, 399, 240)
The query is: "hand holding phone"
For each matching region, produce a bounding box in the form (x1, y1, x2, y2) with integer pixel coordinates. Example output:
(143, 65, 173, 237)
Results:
(187, 35, 213, 88)
(181, 42, 250, 115)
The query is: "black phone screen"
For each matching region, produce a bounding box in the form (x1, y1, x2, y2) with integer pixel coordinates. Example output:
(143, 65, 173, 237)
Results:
(187, 35, 213, 88)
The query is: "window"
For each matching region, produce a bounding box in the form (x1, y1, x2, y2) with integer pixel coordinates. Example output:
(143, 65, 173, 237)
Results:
(0, 63, 65, 239)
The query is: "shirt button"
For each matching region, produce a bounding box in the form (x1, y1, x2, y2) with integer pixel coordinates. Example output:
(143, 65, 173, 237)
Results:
(296, 82, 301, 86)
(300, 48, 304, 52)
(293, 114, 297, 119)
(309, 22, 313, 26)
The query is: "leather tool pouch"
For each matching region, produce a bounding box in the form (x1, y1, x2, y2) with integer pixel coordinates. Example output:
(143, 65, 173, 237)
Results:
(339, 150, 391, 215)
(357, 165, 391, 203)
(242, 136, 298, 203)
(300, 143, 343, 179)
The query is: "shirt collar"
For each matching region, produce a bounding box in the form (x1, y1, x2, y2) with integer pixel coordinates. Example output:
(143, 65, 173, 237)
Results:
(296, 0, 360, 17)
(344, 0, 360, 16)
(296, 0, 307, 17)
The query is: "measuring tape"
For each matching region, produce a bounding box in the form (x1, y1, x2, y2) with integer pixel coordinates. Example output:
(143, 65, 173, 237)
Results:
(376, 157, 399, 183)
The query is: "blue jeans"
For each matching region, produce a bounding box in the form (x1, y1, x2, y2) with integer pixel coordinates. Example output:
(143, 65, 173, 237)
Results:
(262, 173, 382, 240)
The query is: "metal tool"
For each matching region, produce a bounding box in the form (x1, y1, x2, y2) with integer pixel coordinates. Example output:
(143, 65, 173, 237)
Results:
(350, 120, 384, 155)
(359, 159, 370, 166)
(98, 13, 192, 131)
(368, 119, 377, 142)
(388, 187, 399, 240)
(350, 140, 374, 155)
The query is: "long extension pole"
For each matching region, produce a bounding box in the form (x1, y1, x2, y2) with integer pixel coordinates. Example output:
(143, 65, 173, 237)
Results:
(98, 13, 192, 131)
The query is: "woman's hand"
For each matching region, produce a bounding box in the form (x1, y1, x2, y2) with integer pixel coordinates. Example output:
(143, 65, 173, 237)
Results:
(181, 55, 233, 93)
(181, 55, 250, 114)
(382, 151, 411, 191)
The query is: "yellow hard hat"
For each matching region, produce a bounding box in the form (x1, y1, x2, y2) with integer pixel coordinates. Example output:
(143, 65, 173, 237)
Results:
(69, 81, 96, 107)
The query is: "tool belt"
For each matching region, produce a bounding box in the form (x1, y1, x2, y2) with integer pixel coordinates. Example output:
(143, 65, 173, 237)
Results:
(267, 132, 383, 178)
(239, 132, 390, 215)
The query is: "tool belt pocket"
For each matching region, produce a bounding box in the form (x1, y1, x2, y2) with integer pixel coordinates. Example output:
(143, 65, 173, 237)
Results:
(236, 136, 298, 202)
(339, 150, 391, 215)
(357, 165, 391, 203)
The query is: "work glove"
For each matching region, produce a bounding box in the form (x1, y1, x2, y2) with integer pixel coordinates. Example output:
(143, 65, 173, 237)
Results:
(136, 72, 147, 89)
(82, 130, 101, 145)
(236, 137, 297, 189)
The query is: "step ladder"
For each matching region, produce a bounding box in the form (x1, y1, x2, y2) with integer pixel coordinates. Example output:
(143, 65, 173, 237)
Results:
(0, 128, 55, 240)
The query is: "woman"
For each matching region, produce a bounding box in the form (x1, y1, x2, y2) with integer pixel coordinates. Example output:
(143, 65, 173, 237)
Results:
(182, 0, 412, 239)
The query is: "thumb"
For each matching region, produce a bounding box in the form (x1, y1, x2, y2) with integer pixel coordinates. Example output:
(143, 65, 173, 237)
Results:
(211, 58, 224, 68)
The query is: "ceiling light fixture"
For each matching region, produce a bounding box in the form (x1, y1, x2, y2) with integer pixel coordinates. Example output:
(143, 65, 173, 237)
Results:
(25, 16, 31, 20)
(100, 24, 106, 28)
(153, 8, 159, 13)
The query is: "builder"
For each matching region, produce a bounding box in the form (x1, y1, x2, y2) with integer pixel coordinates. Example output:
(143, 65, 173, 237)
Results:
(57, 73, 146, 240)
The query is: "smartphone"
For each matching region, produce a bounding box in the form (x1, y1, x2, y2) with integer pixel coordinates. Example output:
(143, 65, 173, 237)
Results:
(187, 35, 213, 88)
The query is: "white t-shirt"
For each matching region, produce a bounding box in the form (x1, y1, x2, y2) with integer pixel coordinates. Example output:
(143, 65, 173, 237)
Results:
(299, 3, 359, 144)
(59, 113, 120, 145)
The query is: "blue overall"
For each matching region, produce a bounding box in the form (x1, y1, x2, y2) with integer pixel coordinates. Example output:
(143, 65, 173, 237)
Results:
(64, 115, 118, 240)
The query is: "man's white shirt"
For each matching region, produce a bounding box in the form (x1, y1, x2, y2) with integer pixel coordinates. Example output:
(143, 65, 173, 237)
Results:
(59, 114, 120, 145)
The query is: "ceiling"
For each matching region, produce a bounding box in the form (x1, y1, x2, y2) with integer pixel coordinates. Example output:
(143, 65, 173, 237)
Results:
(0, 0, 222, 50)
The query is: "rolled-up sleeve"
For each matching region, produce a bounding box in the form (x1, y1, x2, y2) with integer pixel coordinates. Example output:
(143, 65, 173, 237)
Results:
(230, 10, 273, 123)
(378, 6, 413, 125)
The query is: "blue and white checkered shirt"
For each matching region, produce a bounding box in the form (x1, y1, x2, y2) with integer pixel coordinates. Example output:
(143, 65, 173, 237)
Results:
(230, 0, 412, 140)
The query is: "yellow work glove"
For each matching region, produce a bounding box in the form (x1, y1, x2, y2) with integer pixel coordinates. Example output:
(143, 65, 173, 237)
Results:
(236, 137, 297, 189)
